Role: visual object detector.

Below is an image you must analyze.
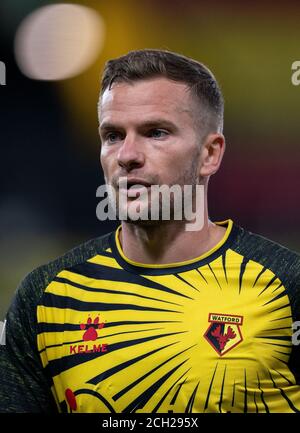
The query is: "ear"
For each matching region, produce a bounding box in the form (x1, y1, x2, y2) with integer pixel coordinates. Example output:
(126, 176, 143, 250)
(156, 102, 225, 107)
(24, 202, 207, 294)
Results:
(198, 133, 226, 177)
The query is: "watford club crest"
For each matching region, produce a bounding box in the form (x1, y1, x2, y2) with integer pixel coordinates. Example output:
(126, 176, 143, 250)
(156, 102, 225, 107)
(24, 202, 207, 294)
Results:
(204, 313, 243, 356)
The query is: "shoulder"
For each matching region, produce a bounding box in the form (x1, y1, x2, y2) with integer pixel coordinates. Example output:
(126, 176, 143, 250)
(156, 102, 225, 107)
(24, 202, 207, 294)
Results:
(232, 224, 300, 289)
(234, 224, 300, 266)
(7, 231, 113, 317)
(32, 231, 111, 285)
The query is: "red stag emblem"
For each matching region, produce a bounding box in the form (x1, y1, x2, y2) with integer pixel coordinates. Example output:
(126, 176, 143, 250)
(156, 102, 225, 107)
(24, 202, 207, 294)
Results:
(211, 325, 236, 351)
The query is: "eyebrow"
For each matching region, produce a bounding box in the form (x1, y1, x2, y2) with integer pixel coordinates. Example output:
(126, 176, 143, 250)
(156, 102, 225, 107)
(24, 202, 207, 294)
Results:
(98, 123, 120, 134)
(99, 119, 178, 133)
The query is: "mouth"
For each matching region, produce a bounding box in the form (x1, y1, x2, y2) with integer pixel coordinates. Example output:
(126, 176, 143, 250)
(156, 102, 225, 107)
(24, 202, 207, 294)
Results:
(118, 178, 152, 190)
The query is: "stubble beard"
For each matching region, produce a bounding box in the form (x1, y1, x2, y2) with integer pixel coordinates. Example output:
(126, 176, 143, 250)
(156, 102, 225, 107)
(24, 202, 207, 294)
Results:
(106, 152, 203, 227)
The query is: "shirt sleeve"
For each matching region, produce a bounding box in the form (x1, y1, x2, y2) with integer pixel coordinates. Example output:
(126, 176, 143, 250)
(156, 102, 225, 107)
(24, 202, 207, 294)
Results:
(0, 271, 58, 413)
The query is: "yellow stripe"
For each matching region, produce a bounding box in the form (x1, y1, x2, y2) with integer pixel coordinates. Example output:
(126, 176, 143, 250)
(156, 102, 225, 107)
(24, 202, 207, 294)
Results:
(37, 305, 80, 324)
(45, 279, 183, 310)
(37, 305, 181, 328)
(142, 273, 202, 297)
(37, 320, 173, 352)
(87, 254, 122, 269)
(47, 271, 190, 302)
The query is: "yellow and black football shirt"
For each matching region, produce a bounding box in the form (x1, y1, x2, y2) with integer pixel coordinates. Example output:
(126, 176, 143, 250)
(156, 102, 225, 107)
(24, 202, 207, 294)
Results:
(1, 219, 300, 413)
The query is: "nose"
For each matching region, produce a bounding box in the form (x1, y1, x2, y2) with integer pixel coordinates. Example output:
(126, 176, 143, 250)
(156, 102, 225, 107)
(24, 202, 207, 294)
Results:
(117, 133, 145, 171)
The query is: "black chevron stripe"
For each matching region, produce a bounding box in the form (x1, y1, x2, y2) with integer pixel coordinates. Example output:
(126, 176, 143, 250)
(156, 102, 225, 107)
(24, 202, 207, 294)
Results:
(152, 369, 190, 412)
(204, 363, 218, 410)
(44, 330, 187, 377)
(37, 319, 182, 335)
(41, 292, 181, 313)
(185, 382, 199, 413)
(122, 360, 189, 413)
(239, 257, 249, 294)
(258, 275, 279, 297)
(67, 262, 193, 299)
(87, 341, 178, 385)
(53, 276, 183, 306)
(268, 371, 300, 412)
(252, 267, 267, 288)
(113, 344, 195, 401)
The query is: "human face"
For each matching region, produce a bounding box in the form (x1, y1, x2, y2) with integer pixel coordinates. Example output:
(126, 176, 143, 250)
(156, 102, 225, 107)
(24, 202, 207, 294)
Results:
(99, 77, 203, 223)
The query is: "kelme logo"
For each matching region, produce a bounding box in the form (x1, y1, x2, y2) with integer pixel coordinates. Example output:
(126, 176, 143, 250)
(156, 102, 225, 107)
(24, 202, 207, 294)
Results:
(80, 315, 105, 341)
(69, 315, 108, 355)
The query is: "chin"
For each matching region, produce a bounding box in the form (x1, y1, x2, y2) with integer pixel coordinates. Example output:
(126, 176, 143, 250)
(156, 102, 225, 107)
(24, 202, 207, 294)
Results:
(121, 218, 164, 227)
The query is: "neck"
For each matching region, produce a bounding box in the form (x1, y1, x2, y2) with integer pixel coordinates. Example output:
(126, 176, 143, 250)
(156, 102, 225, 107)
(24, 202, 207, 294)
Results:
(118, 217, 227, 265)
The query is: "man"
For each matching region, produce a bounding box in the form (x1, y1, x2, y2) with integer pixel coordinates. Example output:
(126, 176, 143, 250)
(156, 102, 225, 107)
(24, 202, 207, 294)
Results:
(0, 49, 300, 413)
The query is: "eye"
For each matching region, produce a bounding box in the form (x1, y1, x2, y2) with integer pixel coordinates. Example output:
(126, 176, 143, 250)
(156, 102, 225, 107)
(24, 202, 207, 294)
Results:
(149, 129, 169, 139)
(104, 131, 122, 144)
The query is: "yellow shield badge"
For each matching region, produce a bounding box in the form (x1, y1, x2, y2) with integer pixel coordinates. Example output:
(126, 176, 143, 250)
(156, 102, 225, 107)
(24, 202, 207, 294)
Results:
(204, 313, 243, 356)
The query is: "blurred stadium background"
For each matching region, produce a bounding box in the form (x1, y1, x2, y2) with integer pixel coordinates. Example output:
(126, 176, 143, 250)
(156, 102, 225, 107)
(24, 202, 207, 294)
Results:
(0, 0, 300, 319)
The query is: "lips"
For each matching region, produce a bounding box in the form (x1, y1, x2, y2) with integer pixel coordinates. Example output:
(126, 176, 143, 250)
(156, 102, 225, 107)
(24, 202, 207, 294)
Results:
(118, 178, 151, 189)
